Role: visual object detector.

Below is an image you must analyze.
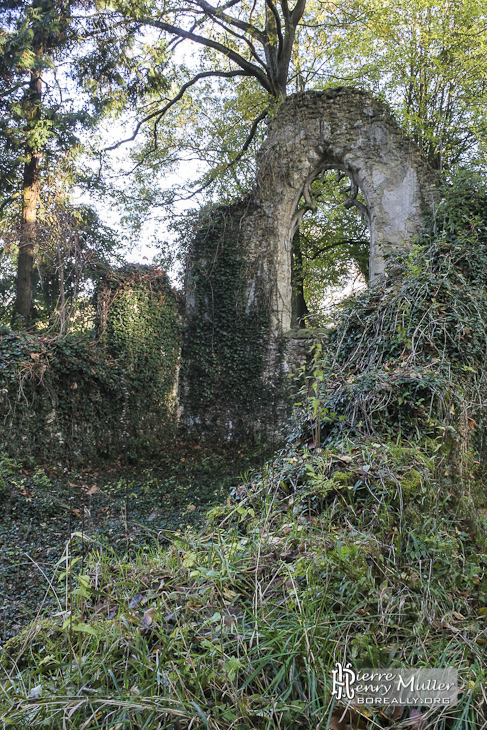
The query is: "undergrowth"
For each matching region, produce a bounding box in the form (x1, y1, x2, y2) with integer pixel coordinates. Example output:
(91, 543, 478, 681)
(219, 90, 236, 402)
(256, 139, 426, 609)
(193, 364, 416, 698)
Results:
(0, 266, 181, 462)
(1, 173, 487, 728)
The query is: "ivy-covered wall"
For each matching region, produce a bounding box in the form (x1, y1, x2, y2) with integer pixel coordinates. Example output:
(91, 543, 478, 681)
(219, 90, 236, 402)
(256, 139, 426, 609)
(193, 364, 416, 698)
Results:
(0, 266, 181, 463)
(180, 89, 439, 442)
(180, 204, 283, 440)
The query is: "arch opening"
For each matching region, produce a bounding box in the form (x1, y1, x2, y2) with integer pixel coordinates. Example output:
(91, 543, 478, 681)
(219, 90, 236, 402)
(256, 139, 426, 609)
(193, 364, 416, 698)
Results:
(252, 88, 438, 332)
(290, 168, 370, 327)
(182, 88, 439, 439)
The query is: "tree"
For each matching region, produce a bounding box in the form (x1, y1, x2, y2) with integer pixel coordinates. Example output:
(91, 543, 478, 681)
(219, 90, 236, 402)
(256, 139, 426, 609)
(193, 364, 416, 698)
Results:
(82, 0, 353, 175)
(0, 159, 123, 332)
(38, 206, 121, 333)
(330, 0, 487, 171)
(1, 0, 81, 325)
(96, 0, 487, 313)
(98, 0, 307, 103)
(84, 0, 487, 204)
(291, 171, 369, 325)
(24, 0, 484, 326)
(77, 0, 369, 293)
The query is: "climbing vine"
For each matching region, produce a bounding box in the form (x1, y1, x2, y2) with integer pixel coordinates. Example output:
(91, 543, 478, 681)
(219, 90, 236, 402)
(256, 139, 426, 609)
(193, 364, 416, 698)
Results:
(292, 171, 487, 474)
(180, 202, 277, 439)
(0, 266, 181, 462)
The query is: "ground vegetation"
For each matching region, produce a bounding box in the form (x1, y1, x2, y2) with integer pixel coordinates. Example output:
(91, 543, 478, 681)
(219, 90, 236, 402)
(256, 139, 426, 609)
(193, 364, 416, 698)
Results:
(1, 174, 486, 729)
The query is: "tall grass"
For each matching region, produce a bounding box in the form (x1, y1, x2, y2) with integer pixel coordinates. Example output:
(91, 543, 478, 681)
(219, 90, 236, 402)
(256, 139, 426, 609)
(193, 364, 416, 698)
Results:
(1, 435, 486, 729)
(2, 174, 487, 728)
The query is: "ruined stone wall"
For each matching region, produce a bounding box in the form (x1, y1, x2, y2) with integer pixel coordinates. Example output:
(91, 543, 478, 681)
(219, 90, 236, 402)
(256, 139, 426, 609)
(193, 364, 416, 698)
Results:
(182, 88, 438, 440)
(239, 87, 438, 333)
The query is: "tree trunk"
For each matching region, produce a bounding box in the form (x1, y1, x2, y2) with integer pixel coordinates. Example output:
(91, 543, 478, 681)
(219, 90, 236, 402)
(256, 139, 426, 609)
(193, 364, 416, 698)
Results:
(291, 229, 309, 327)
(12, 70, 42, 328)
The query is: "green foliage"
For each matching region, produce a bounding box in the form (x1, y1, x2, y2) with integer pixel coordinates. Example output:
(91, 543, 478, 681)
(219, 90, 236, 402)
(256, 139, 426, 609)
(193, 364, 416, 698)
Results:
(0, 201, 124, 332)
(181, 205, 274, 439)
(0, 267, 181, 462)
(295, 171, 369, 320)
(74, 11, 171, 117)
(330, 0, 487, 170)
(0, 0, 92, 209)
(290, 172, 487, 460)
(1, 432, 485, 729)
(3, 173, 487, 730)
(99, 264, 181, 384)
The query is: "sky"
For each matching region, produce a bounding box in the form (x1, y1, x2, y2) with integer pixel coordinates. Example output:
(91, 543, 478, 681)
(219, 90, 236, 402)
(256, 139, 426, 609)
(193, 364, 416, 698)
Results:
(71, 37, 368, 303)
(74, 39, 207, 285)
(75, 115, 201, 286)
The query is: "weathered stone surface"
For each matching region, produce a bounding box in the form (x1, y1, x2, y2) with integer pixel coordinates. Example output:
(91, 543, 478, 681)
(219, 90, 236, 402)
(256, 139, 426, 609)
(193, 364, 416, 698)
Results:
(241, 87, 438, 332)
(182, 88, 438, 439)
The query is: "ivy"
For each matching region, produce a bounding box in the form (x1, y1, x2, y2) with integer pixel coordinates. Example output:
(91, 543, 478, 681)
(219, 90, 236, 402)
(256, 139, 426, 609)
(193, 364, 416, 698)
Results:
(291, 171, 487, 466)
(0, 266, 181, 463)
(180, 203, 276, 440)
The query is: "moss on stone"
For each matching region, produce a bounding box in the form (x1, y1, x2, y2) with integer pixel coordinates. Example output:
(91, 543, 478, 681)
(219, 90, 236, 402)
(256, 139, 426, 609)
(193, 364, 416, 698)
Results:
(331, 470, 353, 487)
(403, 504, 422, 529)
(0, 618, 63, 669)
(401, 469, 424, 498)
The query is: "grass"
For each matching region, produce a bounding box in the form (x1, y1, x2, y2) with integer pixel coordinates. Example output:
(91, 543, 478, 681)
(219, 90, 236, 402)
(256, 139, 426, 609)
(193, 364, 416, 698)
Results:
(0, 433, 486, 729)
(0, 441, 267, 644)
(2, 174, 487, 728)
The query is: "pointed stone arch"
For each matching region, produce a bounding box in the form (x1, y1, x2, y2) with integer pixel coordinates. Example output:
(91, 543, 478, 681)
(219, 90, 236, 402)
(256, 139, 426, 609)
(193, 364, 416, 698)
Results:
(182, 88, 438, 439)
(246, 87, 438, 331)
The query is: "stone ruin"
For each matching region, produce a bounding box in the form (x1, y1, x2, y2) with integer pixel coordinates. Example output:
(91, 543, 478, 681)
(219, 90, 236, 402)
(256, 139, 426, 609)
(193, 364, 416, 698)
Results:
(181, 87, 438, 439)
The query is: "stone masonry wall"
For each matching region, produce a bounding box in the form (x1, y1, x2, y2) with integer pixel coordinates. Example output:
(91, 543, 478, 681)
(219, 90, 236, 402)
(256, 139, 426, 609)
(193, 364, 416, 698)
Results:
(182, 88, 439, 440)
(241, 87, 438, 333)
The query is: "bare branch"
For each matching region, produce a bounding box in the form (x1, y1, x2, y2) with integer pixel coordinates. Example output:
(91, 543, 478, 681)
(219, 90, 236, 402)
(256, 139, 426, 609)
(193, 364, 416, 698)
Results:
(207, 14, 268, 69)
(279, 0, 291, 23)
(220, 0, 242, 9)
(265, 0, 284, 56)
(0, 80, 29, 98)
(142, 16, 273, 93)
(232, 107, 268, 157)
(177, 107, 268, 200)
(103, 69, 247, 152)
(306, 239, 369, 260)
(192, 0, 265, 42)
(290, 0, 307, 27)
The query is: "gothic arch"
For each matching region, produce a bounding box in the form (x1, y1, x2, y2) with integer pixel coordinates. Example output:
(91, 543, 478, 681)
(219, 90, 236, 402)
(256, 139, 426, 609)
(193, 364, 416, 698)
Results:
(182, 88, 439, 438)
(246, 87, 438, 330)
